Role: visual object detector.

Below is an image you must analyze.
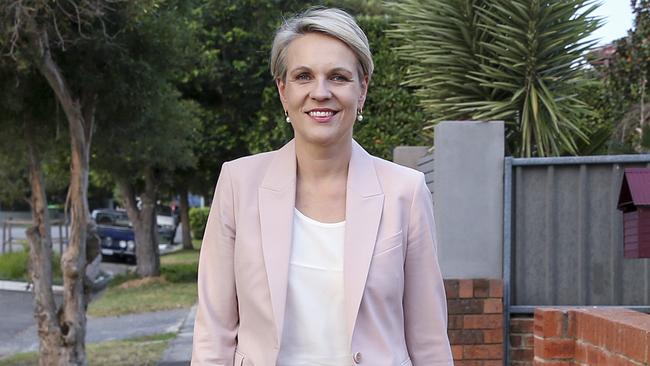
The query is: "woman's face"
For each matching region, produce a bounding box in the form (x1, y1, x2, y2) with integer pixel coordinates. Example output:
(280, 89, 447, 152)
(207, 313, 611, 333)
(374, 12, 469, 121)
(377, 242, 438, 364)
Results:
(276, 32, 368, 149)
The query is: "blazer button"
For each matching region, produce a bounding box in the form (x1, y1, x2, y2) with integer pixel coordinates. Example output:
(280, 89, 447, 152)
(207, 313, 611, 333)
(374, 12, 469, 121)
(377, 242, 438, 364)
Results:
(353, 352, 362, 364)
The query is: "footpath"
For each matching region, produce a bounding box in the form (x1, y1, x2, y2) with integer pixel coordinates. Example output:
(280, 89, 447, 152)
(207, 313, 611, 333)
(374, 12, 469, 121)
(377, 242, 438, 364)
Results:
(0, 282, 193, 362)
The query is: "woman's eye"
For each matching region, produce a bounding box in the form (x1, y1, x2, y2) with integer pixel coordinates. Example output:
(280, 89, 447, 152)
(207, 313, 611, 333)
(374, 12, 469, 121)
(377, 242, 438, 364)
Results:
(331, 75, 349, 82)
(296, 73, 311, 80)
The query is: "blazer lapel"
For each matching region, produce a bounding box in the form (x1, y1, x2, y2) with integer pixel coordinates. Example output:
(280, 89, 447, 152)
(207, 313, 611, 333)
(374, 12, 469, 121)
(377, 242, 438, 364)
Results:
(258, 140, 296, 345)
(344, 141, 384, 343)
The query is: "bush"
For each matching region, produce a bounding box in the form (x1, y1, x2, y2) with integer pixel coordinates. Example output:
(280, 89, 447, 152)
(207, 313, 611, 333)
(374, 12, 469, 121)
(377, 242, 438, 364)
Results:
(0, 247, 63, 284)
(0, 250, 29, 281)
(189, 207, 210, 240)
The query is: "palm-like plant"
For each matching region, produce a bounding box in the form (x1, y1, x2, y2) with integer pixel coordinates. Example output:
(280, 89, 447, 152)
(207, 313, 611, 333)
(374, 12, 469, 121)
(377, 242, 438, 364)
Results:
(388, 0, 602, 157)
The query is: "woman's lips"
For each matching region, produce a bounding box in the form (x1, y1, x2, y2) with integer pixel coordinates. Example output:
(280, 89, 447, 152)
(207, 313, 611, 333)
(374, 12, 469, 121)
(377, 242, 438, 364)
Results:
(307, 110, 338, 123)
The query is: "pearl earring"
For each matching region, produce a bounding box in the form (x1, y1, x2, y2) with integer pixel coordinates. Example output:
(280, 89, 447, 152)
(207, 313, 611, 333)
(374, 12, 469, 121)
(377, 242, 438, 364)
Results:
(356, 109, 364, 122)
(285, 111, 291, 123)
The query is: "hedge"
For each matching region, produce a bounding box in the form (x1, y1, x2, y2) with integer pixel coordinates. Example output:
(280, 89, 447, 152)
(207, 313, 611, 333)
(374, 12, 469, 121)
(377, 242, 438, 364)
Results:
(189, 207, 210, 240)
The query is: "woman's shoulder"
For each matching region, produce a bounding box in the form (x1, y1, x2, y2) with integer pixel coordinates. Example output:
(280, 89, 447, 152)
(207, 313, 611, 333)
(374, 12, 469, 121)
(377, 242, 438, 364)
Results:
(370, 154, 425, 183)
(223, 149, 277, 172)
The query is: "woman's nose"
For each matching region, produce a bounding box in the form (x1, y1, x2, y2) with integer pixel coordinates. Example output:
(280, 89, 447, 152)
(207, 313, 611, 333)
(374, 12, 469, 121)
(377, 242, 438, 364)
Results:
(309, 78, 332, 100)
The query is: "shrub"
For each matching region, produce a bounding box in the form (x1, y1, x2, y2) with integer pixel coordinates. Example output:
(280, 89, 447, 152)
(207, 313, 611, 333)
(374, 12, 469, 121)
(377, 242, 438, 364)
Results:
(0, 250, 29, 281)
(0, 247, 63, 284)
(189, 207, 210, 240)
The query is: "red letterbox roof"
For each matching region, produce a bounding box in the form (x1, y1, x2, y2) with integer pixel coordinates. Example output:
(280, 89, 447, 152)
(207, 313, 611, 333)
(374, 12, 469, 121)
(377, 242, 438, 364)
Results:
(618, 168, 650, 209)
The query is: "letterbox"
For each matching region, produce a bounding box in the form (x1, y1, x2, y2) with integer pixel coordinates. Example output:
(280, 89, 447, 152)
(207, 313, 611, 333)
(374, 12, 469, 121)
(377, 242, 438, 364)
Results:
(618, 168, 650, 258)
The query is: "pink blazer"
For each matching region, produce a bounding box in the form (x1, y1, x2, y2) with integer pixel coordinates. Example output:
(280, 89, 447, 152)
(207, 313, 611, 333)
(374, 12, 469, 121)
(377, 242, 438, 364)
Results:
(191, 140, 453, 366)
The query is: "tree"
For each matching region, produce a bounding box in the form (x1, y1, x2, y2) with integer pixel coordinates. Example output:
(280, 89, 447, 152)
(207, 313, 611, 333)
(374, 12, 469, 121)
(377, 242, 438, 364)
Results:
(604, 0, 650, 152)
(90, 0, 199, 277)
(388, 0, 602, 157)
(94, 87, 199, 277)
(174, 0, 305, 239)
(0, 2, 120, 364)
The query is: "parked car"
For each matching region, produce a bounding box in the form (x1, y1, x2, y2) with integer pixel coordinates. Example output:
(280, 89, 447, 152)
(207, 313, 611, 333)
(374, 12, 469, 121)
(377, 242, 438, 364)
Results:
(92, 209, 136, 260)
(156, 204, 178, 245)
(92, 206, 179, 260)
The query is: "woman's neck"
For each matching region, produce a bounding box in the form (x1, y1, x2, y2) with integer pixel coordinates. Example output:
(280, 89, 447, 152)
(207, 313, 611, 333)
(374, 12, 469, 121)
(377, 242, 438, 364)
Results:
(294, 138, 352, 183)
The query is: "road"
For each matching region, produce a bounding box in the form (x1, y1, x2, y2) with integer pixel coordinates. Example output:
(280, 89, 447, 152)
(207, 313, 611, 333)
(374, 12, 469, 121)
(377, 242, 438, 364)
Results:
(1, 224, 184, 254)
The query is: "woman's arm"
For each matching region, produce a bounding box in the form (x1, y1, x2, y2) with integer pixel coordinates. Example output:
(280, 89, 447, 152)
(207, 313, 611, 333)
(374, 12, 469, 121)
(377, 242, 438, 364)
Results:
(192, 163, 239, 366)
(403, 173, 454, 365)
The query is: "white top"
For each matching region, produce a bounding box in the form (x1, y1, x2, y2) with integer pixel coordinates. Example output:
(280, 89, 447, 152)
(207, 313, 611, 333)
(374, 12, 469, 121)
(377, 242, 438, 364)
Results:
(277, 209, 351, 366)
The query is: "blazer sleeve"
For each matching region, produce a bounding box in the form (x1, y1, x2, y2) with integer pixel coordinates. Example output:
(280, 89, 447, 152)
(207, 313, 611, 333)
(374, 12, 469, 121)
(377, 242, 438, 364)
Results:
(403, 173, 453, 365)
(192, 163, 238, 366)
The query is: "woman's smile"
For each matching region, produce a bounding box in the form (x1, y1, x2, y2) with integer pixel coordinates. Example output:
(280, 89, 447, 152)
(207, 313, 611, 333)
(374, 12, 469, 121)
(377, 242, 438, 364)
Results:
(306, 108, 339, 123)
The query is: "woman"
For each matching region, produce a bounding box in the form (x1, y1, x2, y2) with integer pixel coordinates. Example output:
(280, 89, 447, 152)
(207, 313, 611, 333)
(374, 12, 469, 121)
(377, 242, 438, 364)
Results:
(192, 7, 453, 366)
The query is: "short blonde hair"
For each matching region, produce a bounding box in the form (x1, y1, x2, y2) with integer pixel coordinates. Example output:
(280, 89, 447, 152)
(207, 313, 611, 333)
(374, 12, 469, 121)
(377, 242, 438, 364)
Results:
(270, 7, 374, 82)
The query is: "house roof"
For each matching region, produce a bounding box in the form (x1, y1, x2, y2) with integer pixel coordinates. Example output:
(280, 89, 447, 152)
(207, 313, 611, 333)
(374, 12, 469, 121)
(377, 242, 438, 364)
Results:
(618, 168, 650, 208)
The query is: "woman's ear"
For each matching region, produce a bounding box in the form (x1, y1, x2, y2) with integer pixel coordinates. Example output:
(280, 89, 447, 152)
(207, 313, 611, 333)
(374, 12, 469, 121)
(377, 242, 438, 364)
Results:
(276, 78, 288, 110)
(358, 75, 369, 110)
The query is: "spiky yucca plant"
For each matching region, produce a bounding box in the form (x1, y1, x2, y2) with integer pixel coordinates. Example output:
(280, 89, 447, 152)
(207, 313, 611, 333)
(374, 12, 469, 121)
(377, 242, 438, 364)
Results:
(388, 0, 602, 157)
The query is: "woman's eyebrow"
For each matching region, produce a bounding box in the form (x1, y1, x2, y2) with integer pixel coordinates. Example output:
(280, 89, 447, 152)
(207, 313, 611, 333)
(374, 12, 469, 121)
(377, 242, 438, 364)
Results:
(289, 66, 312, 74)
(289, 66, 354, 75)
(329, 67, 354, 75)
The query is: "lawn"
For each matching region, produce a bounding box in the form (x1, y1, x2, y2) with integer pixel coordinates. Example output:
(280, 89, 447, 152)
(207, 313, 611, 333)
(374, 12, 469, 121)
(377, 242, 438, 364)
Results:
(88, 248, 200, 317)
(0, 333, 175, 366)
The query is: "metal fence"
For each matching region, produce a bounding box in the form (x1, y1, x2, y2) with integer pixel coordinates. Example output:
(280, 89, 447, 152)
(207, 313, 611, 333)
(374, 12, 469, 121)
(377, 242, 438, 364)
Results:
(504, 154, 650, 314)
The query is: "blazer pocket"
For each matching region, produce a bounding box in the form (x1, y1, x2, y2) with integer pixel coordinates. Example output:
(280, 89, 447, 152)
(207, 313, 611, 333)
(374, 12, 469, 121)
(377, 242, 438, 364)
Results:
(373, 230, 403, 257)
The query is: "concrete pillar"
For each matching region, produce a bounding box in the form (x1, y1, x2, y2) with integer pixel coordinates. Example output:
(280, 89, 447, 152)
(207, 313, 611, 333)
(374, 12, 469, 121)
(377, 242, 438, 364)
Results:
(434, 121, 504, 278)
(393, 146, 429, 169)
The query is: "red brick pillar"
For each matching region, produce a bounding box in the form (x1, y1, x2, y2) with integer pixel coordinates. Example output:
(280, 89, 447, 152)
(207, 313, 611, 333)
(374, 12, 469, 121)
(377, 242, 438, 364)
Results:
(509, 316, 534, 365)
(533, 308, 575, 365)
(444, 279, 504, 365)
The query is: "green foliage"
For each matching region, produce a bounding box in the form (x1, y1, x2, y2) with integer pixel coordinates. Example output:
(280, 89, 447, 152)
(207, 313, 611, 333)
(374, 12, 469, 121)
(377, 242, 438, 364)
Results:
(161, 263, 197, 283)
(602, 0, 650, 153)
(247, 13, 428, 159)
(388, 0, 602, 157)
(177, 0, 306, 196)
(0, 60, 68, 207)
(0, 250, 30, 281)
(573, 74, 614, 155)
(189, 207, 210, 240)
(0, 248, 63, 285)
(91, 1, 200, 186)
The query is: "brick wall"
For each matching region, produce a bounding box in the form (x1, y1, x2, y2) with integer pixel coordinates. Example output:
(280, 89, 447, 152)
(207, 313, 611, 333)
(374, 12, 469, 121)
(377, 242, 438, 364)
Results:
(534, 307, 650, 365)
(510, 315, 534, 366)
(444, 279, 504, 366)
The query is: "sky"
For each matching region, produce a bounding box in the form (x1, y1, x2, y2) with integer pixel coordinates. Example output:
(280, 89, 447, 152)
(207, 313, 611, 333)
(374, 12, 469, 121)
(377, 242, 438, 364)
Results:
(589, 0, 634, 45)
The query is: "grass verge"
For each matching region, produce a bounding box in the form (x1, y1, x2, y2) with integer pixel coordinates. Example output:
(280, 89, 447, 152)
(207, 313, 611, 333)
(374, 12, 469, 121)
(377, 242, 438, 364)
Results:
(0, 247, 63, 285)
(0, 333, 175, 366)
(88, 249, 199, 317)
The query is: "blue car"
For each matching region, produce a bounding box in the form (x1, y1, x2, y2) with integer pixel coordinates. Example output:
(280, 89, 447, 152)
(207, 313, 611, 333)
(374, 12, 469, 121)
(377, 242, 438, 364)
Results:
(93, 209, 136, 260)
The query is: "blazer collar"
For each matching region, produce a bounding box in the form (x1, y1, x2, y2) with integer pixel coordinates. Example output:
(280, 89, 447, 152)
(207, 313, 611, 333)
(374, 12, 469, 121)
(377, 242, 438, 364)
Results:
(258, 138, 384, 345)
(259, 139, 382, 195)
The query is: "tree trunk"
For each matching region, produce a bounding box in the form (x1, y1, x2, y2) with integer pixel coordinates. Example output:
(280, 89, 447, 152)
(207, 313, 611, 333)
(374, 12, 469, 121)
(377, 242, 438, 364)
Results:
(178, 186, 193, 250)
(28, 27, 98, 366)
(24, 118, 65, 366)
(118, 168, 160, 277)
